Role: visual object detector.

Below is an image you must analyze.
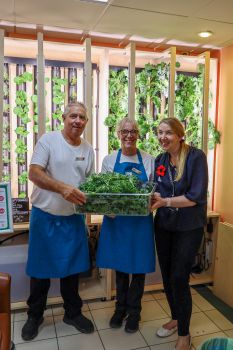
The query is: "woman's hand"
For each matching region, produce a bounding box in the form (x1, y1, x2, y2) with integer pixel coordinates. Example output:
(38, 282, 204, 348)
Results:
(151, 192, 166, 211)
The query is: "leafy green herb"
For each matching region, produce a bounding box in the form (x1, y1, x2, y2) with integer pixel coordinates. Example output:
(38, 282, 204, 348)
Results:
(76, 173, 154, 216)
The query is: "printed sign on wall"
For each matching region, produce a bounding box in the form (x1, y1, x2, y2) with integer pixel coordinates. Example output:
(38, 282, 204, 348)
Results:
(0, 183, 13, 234)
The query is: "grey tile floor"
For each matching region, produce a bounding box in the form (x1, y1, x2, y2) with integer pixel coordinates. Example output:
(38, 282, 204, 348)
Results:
(12, 289, 233, 350)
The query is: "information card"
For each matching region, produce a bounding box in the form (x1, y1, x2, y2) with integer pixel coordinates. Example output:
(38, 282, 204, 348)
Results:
(0, 183, 13, 234)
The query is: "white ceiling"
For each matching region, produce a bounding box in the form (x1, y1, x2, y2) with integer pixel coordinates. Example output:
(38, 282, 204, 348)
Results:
(1, 0, 233, 50)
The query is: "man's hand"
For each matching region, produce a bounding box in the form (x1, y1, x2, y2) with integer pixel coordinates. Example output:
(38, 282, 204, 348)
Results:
(61, 185, 86, 205)
(29, 165, 86, 205)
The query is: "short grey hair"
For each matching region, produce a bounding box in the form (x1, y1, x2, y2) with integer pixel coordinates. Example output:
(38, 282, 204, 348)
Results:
(116, 117, 139, 133)
(63, 101, 88, 119)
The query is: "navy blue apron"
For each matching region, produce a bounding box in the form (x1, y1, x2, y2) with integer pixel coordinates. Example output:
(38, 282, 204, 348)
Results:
(96, 149, 155, 274)
(26, 206, 90, 278)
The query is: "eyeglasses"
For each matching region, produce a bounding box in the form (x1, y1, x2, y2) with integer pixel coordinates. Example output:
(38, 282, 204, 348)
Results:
(120, 129, 139, 136)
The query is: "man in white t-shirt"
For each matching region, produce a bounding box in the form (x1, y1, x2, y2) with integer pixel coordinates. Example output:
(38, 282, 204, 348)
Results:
(22, 102, 95, 341)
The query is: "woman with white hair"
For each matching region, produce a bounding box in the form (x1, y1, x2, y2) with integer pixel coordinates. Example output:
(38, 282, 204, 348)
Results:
(96, 117, 156, 333)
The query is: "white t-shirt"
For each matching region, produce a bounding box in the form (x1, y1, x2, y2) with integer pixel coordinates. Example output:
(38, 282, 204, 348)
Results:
(101, 149, 155, 181)
(30, 131, 95, 215)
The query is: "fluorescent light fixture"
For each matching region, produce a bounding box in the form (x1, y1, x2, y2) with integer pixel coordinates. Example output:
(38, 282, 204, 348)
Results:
(0, 21, 37, 29)
(80, 0, 108, 2)
(167, 39, 199, 47)
(0, 20, 15, 26)
(16, 23, 36, 29)
(198, 31, 213, 38)
(130, 35, 165, 43)
(89, 31, 126, 39)
(202, 44, 221, 49)
(44, 26, 83, 35)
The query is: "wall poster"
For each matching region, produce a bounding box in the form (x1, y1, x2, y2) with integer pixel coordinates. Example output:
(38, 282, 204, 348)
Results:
(0, 183, 13, 234)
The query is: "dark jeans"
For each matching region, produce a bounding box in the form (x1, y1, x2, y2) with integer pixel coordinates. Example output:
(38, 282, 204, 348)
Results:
(154, 225, 204, 336)
(115, 270, 145, 317)
(27, 273, 82, 320)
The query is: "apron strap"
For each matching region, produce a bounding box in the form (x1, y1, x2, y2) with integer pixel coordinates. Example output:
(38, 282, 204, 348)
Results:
(114, 149, 122, 172)
(136, 149, 143, 164)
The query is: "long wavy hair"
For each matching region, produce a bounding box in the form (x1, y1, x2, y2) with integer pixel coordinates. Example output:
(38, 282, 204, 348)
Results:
(158, 117, 190, 181)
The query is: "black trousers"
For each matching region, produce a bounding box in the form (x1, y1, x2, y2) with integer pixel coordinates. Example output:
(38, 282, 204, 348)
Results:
(27, 273, 82, 320)
(115, 270, 145, 317)
(154, 225, 203, 336)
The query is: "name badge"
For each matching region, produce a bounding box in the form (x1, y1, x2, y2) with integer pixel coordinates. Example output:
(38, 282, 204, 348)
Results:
(75, 157, 85, 161)
(132, 167, 142, 175)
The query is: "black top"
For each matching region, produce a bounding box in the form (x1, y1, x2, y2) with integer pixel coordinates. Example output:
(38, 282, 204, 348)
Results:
(154, 146, 208, 231)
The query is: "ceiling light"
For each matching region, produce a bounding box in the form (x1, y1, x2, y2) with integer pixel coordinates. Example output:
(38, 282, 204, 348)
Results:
(167, 39, 199, 47)
(0, 20, 14, 26)
(44, 26, 83, 35)
(80, 0, 108, 3)
(89, 31, 125, 39)
(202, 44, 221, 49)
(129, 35, 165, 44)
(16, 23, 36, 29)
(198, 31, 213, 38)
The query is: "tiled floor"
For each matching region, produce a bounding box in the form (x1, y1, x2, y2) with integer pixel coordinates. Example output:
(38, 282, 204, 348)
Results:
(12, 288, 233, 350)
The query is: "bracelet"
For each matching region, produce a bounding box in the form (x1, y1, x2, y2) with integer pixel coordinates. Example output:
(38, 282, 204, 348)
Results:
(165, 197, 171, 207)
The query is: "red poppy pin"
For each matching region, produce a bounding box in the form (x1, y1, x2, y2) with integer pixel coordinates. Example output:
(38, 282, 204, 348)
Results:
(156, 165, 166, 177)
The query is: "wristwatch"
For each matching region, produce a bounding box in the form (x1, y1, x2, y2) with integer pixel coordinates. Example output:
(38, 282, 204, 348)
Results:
(165, 197, 171, 207)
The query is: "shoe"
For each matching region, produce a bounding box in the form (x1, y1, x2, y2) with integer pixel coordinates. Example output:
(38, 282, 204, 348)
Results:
(124, 315, 140, 333)
(109, 310, 127, 328)
(63, 313, 94, 334)
(21, 316, 44, 341)
(156, 325, 177, 337)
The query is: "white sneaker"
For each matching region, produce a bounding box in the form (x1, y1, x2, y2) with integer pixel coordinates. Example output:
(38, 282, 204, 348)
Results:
(156, 325, 177, 337)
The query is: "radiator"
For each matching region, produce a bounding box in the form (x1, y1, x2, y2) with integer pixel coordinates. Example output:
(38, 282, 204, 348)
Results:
(213, 222, 233, 307)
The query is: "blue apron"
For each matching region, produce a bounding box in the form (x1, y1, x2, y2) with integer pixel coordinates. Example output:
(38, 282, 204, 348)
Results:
(96, 149, 155, 274)
(26, 206, 90, 278)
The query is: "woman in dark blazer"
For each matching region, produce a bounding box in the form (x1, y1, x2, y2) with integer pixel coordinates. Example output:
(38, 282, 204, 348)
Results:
(152, 117, 208, 350)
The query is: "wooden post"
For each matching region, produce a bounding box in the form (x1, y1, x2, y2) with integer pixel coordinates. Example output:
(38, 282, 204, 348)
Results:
(168, 47, 176, 117)
(0, 29, 4, 181)
(37, 31, 46, 137)
(128, 42, 135, 120)
(201, 51, 210, 155)
(84, 38, 92, 144)
(98, 49, 109, 169)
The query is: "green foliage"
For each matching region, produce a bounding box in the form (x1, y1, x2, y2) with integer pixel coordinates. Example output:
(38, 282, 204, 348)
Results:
(14, 71, 33, 85)
(2, 175, 10, 182)
(15, 138, 27, 155)
(106, 69, 128, 152)
(208, 119, 221, 149)
(18, 171, 28, 185)
(106, 63, 220, 155)
(136, 63, 169, 110)
(18, 192, 27, 198)
(175, 72, 203, 148)
(3, 103, 10, 113)
(52, 76, 67, 129)
(135, 63, 170, 155)
(14, 73, 31, 165)
(15, 126, 29, 137)
(70, 77, 77, 86)
(79, 172, 152, 194)
(77, 173, 154, 215)
(3, 139, 11, 151)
